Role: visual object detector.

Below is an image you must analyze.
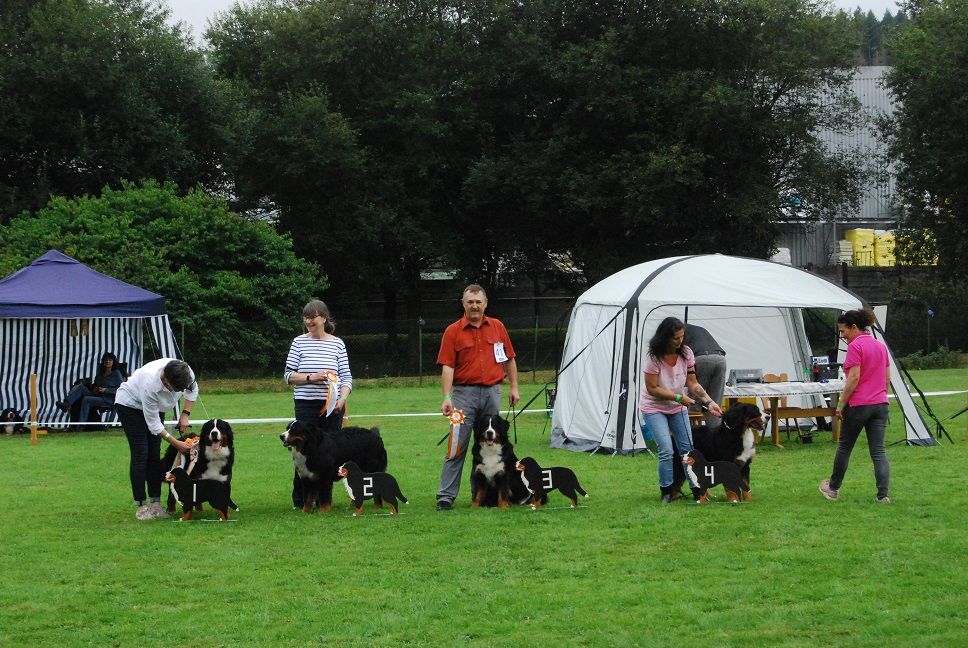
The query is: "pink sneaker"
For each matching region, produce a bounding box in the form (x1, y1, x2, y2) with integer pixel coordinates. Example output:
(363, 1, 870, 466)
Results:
(819, 480, 839, 501)
(149, 502, 169, 519)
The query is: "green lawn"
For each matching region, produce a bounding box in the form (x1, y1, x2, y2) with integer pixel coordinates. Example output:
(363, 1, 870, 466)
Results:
(1, 371, 965, 647)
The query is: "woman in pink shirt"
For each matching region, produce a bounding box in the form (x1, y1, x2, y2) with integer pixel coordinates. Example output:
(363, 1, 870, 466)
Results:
(820, 309, 891, 503)
(641, 317, 723, 503)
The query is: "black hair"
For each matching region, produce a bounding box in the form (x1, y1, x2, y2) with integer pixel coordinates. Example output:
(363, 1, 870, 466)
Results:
(302, 299, 336, 334)
(163, 360, 195, 392)
(648, 316, 686, 360)
(837, 309, 874, 330)
(100, 352, 119, 375)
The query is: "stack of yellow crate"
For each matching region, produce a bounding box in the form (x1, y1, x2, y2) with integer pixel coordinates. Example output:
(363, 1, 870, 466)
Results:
(845, 229, 875, 266)
(874, 230, 896, 266)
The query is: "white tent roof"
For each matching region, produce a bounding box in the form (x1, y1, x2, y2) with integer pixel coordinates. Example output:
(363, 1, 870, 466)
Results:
(579, 255, 861, 310)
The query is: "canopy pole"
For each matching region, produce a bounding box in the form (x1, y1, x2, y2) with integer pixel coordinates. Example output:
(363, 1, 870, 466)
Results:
(29, 373, 38, 445)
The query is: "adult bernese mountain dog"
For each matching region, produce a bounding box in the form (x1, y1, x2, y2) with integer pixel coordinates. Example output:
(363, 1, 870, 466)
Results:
(682, 449, 748, 504)
(469, 414, 529, 508)
(165, 467, 239, 521)
(1, 408, 26, 435)
(672, 402, 764, 501)
(163, 418, 235, 513)
(280, 421, 388, 513)
(515, 457, 588, 510)
(337, 460, 408, 516)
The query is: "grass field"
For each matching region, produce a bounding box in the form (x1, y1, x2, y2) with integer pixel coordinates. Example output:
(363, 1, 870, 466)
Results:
(1, 370, 965, 647)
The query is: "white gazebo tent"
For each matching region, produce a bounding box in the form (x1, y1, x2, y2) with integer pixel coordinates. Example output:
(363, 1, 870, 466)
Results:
(551, 255, 934, 453)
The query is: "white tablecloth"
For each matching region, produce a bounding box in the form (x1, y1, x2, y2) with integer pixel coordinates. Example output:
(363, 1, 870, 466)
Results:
(724, 379, 844, 398)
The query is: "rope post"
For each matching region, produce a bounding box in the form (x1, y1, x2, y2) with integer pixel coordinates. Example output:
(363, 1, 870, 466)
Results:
(29, 372, 38, 445)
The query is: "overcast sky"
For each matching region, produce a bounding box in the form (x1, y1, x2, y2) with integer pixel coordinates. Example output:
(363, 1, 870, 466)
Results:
(166, 0, 905, 45)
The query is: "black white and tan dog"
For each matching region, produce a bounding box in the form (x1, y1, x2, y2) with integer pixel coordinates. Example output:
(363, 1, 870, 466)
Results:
(280, 421, 388, 513)
(682, 449, 748, 504)
(469, 414, 529, 508)
(1, 408, 26, 435)
(672, 402, 764, 501)
(337, 460, 408, 516)
(163, 418, 236, 513)
(515, 457, 588, 510)
(165, 467, 239, 521)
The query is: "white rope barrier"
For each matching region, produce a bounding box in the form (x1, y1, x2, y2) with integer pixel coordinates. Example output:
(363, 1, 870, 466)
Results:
(25, 408, 555, 428)
(21, 388, 968, 429)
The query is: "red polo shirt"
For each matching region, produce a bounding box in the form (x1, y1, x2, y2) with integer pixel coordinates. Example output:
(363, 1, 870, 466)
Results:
(437, 315, 516, 386)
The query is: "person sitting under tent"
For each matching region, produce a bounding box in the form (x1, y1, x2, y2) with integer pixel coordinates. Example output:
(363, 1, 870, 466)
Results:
(56, 352, 125, 430)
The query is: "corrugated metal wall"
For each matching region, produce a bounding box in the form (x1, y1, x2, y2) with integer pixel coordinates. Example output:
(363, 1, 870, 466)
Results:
(786, 67, 898, 268)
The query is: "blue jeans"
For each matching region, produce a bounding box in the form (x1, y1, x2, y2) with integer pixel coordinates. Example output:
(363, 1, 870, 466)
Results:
(644, 409, 693, 488)
(79, 395, 113, 424)
(829, 403, 890, 499)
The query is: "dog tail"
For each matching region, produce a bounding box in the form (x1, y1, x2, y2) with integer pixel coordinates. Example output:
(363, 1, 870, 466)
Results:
(395, 482, 408, 504)
(228, 497, 240, 511)
(576, 484, 589, 498)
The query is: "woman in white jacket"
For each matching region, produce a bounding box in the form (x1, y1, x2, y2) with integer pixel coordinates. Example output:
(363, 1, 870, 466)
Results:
(115, 358, 197, 520)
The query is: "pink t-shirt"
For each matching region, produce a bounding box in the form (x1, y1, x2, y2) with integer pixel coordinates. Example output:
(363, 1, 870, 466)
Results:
(843, 333, 889, 406)
(639, 345, 695, 414)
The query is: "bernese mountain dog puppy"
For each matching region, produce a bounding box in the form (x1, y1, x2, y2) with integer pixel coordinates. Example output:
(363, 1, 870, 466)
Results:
(672, 402, 763, 501)
(515, 456, 588, 510)
(682, 449, 748, 504)
(337, 461, 408, 516)
(1, 408, 26, 435)
(163, 418, 236, 513)
(280, 421, 388, 513)
(469, 414, 529, 508)
(165, 467, 238, 521)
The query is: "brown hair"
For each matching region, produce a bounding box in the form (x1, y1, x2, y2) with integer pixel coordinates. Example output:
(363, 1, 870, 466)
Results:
(302, 299, 336, 334)
(463, 284, 487, 298)
(837, 308, 874, 330)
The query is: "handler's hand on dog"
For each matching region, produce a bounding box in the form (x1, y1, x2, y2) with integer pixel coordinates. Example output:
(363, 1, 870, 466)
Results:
(708, 402, 723, 417)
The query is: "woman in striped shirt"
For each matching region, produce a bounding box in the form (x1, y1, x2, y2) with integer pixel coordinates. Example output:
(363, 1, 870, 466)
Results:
(284, 299, 353, 507)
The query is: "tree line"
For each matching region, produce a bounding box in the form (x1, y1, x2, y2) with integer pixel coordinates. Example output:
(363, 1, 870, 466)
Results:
(0, 0, 964, 370)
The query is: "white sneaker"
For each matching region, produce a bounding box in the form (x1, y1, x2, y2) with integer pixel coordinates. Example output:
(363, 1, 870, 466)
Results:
(149, 502, 169, 519)
(135, 505, 153, 520)
(819, 480, 839, 501)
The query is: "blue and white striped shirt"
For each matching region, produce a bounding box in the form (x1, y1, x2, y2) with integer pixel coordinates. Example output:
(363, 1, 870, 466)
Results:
(284, 335, 353, 401)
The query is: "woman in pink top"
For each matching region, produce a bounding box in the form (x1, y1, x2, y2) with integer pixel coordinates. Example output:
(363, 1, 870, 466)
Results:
(820, 309, 891, 503)
(641, 317, 724, 503)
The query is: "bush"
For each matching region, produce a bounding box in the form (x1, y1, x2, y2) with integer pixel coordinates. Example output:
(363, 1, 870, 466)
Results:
(897, 345, 966, 370)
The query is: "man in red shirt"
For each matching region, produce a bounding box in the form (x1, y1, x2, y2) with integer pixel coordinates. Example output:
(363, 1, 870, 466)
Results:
(435, 284, 519, 510)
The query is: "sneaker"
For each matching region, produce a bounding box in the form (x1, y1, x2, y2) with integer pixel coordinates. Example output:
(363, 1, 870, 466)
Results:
(819, 479, 839, 501)
(149, 502, 169, 519)
(56, 401, 70, 412)
(435, 500, 453, 511)
(876, 495, 891, 504)
(135, 505, 153, 520)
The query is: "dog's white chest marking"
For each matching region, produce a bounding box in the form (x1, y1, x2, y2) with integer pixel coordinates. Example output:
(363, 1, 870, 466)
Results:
(290, 450, 316, 479)
(520, 472, 531, 492)
(198, 446, 231, 482)
(738, 430, 756, 464)
(342, 479, 356, 500)
(684, 464, 701, 489)
(477, 444, 505, 482)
